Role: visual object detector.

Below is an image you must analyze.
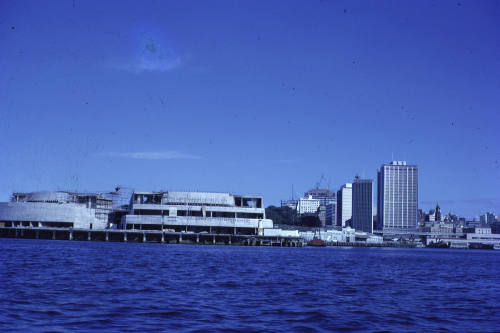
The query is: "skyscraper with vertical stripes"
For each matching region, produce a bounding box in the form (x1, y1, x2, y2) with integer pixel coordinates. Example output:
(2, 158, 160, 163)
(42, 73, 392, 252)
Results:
(377, 161, 418, 231)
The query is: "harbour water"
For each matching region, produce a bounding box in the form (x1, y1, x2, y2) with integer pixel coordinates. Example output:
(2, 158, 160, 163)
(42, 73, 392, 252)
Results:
(1, 239, 499, 332)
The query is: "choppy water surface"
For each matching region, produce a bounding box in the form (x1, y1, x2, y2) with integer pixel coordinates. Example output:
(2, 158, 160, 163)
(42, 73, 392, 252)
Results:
(1, 239, 499, 332)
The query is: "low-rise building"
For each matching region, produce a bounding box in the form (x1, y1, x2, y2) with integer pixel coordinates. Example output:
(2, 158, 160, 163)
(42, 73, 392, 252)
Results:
(120, 191, 272, 235)
(0, 191, 112, 229)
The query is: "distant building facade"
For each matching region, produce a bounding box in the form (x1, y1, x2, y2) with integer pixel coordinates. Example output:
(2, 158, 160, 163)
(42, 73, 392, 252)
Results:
(304, 189, 336, 226)
(352, 177, 373, 233)
(480, 212, 496, 225)
(297, 195, 320, 215)
(280, 199, 298, 210)
(491, 221, 500, 234)
(336, 183, 352, 228)
(377, 161, 418, 231)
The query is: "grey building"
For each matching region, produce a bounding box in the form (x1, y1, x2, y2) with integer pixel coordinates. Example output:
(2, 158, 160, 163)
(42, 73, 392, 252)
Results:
(0, 189, 275, 235)
(352, 177, 373, 233)
(377, 161, 418, 231)
(121, 191, 272, 235)
(0, 191, 113, 229)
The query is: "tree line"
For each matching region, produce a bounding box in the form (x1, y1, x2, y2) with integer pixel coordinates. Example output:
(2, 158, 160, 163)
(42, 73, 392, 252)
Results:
(265, 205, 322, 227)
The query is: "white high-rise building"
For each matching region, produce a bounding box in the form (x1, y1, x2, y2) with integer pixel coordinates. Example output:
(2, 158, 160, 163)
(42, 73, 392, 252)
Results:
(336, 183, 352, 227)
(377, 161, 418, 231)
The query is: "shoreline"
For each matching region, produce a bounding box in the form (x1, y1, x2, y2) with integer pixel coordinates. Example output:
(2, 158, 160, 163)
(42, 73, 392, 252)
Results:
(3, 226, 498, 250)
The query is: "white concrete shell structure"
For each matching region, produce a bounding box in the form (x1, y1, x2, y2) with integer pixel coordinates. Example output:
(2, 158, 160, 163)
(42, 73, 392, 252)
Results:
(120, 191, 273, 235)
(0, 191, 112, 229)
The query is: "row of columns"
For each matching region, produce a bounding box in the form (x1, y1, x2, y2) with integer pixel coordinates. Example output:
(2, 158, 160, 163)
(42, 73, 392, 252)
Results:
(8, 228, 298, 246)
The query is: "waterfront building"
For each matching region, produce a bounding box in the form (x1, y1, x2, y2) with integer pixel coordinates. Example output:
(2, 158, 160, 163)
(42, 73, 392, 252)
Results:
(429, 230, 500, 248)
(0, 191, 112, 229)
(466, 231, 500, 246)
(0, 189, 274, 237)
(336, 183, 352, 227)
(377, 161, 418, 231)
(299, 226, 356, 243)
(422, 221, 454, 234)
(121, 191, 272, 235)
(352, 177, 373, 233)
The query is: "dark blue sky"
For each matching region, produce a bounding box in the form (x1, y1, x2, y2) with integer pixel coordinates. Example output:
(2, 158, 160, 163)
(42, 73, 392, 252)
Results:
(1, 0, 499, 218)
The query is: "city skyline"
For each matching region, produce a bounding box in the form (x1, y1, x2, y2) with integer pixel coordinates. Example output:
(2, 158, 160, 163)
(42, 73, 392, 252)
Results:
(1, 1, 499, 219)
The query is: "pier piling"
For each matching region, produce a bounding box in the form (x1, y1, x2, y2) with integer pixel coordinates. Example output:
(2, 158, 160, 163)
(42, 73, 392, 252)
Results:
(0, 227, 304, 248)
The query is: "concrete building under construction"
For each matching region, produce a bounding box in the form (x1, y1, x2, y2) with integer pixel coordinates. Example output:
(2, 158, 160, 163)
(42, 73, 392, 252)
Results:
(0, 191, 113, 229)
(122, 191, 272, 235)
(0, 189, 273, 236)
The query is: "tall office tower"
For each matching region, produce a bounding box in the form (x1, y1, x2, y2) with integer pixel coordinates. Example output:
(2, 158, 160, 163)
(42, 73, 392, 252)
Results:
(336, 183, 352, 227)
(377, 161, 418, 231)
(352, 177, 373, 233)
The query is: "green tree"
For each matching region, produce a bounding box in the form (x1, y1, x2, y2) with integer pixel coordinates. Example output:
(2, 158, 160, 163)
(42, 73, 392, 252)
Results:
(265, 206, 298, 225)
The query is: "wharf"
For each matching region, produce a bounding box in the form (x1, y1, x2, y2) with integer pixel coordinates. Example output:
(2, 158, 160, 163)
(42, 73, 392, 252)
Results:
(0, 227, 305, 247)
(324, 241, 416, 248)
